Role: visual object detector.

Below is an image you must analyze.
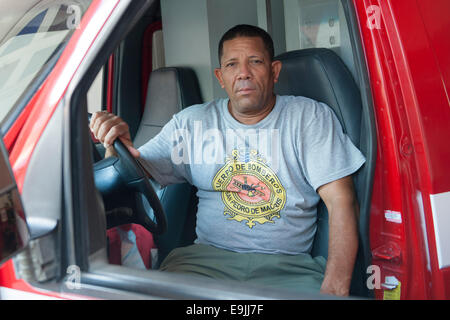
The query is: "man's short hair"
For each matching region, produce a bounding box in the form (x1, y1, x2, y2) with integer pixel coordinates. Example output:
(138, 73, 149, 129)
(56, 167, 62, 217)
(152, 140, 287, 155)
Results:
(218, 24, 275, 65)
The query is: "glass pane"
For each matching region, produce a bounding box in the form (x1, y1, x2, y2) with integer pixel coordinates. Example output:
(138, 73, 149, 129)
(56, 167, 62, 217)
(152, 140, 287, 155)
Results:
(298, 0, 341, 49)
(0, 1, 93, 124)
(293, 0, 357, 82)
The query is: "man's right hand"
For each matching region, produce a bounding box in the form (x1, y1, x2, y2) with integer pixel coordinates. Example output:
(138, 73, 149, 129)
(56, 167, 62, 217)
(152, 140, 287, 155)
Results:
(89, 111, 140, 158)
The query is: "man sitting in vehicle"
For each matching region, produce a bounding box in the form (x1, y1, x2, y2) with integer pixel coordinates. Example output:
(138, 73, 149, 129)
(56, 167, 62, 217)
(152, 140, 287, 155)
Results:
(90, 24, 365, 296)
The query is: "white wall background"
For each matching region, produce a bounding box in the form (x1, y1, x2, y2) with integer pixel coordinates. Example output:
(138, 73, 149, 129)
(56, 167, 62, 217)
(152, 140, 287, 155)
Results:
(159, 0, 355, 101)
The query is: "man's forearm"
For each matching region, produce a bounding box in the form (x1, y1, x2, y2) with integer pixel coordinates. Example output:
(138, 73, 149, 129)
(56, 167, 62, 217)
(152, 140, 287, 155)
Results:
(320, 200, 359, 296)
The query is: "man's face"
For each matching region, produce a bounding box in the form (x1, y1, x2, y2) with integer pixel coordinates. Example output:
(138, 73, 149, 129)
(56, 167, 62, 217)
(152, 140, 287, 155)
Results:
(214, 36, 282, 116)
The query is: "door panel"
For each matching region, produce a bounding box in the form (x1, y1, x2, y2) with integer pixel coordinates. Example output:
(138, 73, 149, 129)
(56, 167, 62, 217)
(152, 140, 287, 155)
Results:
(0, 139, 30, 265)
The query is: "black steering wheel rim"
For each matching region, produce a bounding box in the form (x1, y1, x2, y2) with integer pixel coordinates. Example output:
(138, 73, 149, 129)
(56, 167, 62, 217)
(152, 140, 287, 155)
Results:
(90, 113, 167, 235)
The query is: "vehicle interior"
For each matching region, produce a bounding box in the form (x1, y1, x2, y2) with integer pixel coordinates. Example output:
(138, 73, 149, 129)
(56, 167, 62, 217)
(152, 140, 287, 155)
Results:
(85, 0, 376, 299)
(9, 0, 376, 300)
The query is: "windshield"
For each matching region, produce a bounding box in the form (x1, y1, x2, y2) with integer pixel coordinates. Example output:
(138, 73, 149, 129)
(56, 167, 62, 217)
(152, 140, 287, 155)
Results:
(0, 0, 92, 124)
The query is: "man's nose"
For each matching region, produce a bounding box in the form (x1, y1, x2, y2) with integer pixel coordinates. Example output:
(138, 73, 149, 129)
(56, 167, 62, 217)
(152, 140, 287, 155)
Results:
(237, 62, 252, 79)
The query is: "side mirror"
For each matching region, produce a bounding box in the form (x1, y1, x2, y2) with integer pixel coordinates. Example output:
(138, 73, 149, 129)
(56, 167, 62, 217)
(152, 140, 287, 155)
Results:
(0, 139, 30, 266)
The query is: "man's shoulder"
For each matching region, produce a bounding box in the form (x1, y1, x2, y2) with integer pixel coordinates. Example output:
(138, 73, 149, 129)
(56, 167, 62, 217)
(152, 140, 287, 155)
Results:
(278, 95, 329, 118)
(174, 99, 223, 120)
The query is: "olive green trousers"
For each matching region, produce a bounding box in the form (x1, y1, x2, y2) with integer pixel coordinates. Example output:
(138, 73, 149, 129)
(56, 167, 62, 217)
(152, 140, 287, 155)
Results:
(159, 243, 327, 293)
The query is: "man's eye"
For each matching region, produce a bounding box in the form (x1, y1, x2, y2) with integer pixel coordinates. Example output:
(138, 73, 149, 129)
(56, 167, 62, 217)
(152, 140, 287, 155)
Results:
(251, 60, 263, 64)
(225, 62, 235, 67)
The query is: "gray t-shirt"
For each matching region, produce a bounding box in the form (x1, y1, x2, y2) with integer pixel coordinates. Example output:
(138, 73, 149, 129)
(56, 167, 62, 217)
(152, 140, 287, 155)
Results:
(139, 95, 365, 255)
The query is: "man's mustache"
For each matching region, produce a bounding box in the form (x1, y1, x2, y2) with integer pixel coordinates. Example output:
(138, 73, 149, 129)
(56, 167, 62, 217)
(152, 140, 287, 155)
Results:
(235, 80, 256, 92)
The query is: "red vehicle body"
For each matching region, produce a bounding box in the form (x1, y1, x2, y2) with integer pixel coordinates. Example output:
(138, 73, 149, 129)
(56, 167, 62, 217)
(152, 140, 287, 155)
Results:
(0, 0, 449, 300)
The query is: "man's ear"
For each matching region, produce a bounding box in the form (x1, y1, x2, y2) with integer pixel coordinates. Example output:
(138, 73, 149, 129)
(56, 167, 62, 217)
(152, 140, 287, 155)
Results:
(271, 60, 282, 83)
(214, 68, 225, 88)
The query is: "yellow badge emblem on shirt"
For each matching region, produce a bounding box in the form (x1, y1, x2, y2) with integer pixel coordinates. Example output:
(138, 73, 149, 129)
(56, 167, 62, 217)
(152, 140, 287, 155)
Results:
(212, 149, 286, 228)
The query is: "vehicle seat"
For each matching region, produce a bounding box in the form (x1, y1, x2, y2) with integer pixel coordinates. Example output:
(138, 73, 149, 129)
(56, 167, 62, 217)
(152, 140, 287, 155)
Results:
(133, 67, 203, 268)
(134, 67, 203, 147)
(274, 48, 370, 297)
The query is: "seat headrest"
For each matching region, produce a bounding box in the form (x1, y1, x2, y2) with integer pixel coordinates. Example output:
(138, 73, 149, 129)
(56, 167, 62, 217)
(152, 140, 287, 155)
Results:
(134, 67, 203, 147)
(274, 48, 361, 147)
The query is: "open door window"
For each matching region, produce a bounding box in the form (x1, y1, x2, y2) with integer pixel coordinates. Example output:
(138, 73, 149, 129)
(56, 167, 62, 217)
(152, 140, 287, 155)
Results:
(0, 139, 30, 266)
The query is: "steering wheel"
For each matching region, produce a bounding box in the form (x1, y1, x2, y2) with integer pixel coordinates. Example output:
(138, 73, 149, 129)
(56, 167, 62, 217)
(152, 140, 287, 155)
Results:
(89, 113, 167, 235)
